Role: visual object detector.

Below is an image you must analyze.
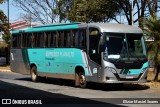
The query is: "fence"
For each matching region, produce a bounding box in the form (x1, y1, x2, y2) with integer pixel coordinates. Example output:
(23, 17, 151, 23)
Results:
(0, 47, 9, 66)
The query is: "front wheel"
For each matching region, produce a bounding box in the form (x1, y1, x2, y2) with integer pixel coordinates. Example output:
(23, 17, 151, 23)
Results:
(79, 72, 87, 88)
(30, 66, 38, 82)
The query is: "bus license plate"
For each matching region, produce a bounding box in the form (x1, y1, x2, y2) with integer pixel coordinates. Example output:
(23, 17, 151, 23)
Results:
(126, 75, 133, 79)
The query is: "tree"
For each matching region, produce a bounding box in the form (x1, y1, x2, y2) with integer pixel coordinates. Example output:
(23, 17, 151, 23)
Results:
(0, 0, 10, 65)
(13, 0, 121, 23)
(54, 0, 72, 23)
(0, 0, 10, 46)
(68, 0, 121, 23)
(0, 0, 4, 4)
(0, 0, 8, 31)
(114, 0, 160, 27)
(12, 0, 71, 24)
(143, 14, 160, 81)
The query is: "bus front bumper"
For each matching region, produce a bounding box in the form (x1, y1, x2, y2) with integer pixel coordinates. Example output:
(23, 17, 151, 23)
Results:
(103, 69, 148, 83)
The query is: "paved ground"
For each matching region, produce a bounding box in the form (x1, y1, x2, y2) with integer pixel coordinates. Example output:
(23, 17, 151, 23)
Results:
(0, 71, 160, 107)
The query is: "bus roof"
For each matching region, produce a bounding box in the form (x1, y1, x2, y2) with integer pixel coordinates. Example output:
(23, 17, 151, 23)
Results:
(32, 22, 83, 28)
(11, 23, 143, 34)
(88, 23, 143, 34)
(11, 22, 81, 34)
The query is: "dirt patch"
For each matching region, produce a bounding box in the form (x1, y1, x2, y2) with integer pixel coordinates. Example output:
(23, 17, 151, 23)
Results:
(147, 70, 160, 81)
(0, 66, 10, 70)
(138, 70, 160, 89)
(143, 82, 160, 89)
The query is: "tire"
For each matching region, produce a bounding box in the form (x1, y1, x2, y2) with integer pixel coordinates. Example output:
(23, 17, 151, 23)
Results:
(30, 66, 38, 82)
(79, 72, 87, 88)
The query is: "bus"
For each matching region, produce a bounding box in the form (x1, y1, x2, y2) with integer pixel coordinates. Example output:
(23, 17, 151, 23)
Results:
(10, 23, 148, 88)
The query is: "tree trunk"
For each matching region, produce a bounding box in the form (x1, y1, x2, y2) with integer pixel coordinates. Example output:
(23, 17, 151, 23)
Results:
(154, 64, 160, 81)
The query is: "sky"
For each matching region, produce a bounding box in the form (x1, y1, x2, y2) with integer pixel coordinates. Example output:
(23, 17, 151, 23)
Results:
(0, 0, 128, 24)
(0, 0, 23, 22)
(0, 0, 129, 24)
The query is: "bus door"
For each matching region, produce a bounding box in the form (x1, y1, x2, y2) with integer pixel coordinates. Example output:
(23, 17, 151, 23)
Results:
(88, 28, 101, 82)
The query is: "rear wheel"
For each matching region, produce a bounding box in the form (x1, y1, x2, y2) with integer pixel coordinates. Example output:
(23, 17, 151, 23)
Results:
(30, 66, 38, 82)
(79, 72, 87, 88)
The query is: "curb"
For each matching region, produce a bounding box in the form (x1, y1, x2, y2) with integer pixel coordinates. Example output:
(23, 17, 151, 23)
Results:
(0, 70, 11, 72)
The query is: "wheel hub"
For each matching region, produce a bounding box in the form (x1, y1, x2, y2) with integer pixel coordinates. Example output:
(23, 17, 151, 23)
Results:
(80, 75, 85, 84)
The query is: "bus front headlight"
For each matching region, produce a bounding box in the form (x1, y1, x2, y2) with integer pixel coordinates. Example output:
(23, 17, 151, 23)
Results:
(106, 67, 117, 73)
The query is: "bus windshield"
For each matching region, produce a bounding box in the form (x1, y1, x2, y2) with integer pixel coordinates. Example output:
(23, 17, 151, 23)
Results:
(103, 33, 147, 61)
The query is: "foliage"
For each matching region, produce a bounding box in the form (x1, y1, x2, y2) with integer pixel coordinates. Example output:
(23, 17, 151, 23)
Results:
(68, 0, 121, 23)
(53, 0, 72, 23)
(114, 0, 160, 26)
(0, 0, 5, 4)
(12, 0, 160, 26)
(0, 0, 10, 46)
(143, 14, 160, 81)
(12, 0, 71, 24)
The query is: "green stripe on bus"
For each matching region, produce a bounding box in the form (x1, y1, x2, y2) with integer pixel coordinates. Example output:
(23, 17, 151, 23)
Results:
(120, 62, 148, 74)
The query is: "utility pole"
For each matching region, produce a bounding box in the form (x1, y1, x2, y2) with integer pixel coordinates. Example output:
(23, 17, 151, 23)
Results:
(29, 12, 32, 27)
(8, 0, 9, 29)
(131, 0, 134, 25)
(7, 0, 10, 65)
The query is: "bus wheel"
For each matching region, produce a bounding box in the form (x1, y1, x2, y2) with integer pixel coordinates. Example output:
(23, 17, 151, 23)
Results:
(79, 72, 86, 88)
(30, 66, 38, 82)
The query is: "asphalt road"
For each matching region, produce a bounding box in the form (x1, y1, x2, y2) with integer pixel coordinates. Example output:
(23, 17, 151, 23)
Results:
(0, 71, 160, 107)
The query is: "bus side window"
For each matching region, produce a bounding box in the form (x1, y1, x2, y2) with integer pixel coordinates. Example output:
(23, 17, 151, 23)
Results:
(32, 33, 35, 48)
(70, 30, 73, 47)
(12, 34, 16, 47)
(45, 32, 52, 48)
(40, 33, 44, 47)
(58, 31, 64, 47)
(12, 34, 21, 48)
(27, 33, 32, 47)
(36, 33, 39, 47)
(22, 33, 26, 47)
(50, 32, 53, 47)
(79, 30, 86, 48)
(73, 30, 78, 47)
(22, 33, 31, 48)
(44, 32, 48, 47)
(73, 29, 86, 48)
(49, 32, 57, 47)
(33, 33, 37, 47)
(64, 31, 71, 47)
(35, 33, 44, 48)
